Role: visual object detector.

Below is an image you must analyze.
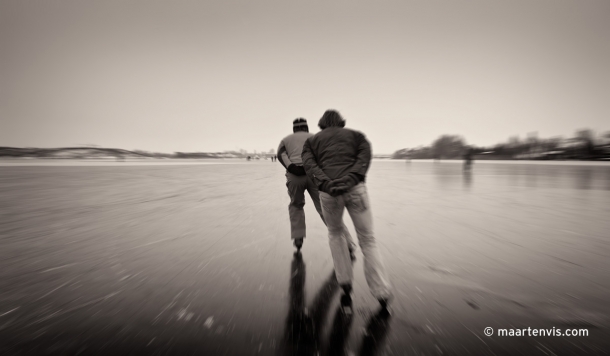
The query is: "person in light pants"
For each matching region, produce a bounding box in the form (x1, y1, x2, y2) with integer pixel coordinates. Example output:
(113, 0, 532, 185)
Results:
(302, 109, 392, 311)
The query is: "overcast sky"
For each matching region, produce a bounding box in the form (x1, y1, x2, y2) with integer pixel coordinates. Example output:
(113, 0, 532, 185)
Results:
(1, 0, 608, 153)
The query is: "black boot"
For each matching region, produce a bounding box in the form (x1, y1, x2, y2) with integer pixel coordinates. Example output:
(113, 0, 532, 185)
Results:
(294, 237, 303, 251)
(340, 284, 353, 315)
(377, 297, 391, 317)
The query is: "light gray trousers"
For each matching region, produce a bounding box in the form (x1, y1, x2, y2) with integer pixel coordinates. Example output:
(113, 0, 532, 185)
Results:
(319, 183, 392, 300)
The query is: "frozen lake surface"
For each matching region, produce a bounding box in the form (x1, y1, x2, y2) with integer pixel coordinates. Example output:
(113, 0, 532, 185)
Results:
(1, 159, 609, 355)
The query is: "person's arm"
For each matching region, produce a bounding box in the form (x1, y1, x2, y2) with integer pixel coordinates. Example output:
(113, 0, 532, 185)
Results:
(329, 132, 370, 194)
(278, 139, 306, 175)
(347, 131, 371, 180)
(277, 140, 292, 169)
(302, 138, 331, 187)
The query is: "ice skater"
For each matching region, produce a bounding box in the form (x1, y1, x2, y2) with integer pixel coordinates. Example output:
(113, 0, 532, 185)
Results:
(277, 118, 356, 254)
(463, 147, 474, 171)
(302, 109, 393, 313)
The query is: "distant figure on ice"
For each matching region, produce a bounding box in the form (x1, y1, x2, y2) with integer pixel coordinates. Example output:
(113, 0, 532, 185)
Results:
(277, 118, 355, 254)
(463, 147, 474, 171)
(302, 109, 393, 314)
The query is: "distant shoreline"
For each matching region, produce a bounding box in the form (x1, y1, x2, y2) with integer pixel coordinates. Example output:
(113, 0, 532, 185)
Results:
(2, 157, 609, 167)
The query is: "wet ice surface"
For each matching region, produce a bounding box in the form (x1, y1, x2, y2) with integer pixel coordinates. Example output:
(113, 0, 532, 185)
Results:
(0, 159, 609, 355)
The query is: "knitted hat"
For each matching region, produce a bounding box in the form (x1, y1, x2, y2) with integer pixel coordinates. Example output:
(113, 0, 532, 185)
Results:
(293, 118, 308, 128)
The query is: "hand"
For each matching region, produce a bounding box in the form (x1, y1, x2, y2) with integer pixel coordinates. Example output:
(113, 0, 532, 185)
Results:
(331, 174, 360, 194)
(329, 184, 348, 196)
(320, 181, 341, 196)
(288, 164, 306, 176)
(320, 180, 332, 194)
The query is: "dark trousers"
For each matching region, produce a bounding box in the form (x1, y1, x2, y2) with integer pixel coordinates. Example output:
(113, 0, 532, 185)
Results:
(286, 172, 324, 239)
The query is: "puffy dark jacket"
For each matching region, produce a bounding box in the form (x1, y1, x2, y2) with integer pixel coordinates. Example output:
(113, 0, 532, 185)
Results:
(301, 127, 371, 188)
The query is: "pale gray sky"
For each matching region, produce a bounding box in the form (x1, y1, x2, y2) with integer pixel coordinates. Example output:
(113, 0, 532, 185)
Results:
(1, 0, 608, 153)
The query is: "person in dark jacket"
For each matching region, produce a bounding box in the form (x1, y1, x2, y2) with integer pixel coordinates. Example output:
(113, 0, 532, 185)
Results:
(278, 118, 356, 253)
(302, 110, 392, 311)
